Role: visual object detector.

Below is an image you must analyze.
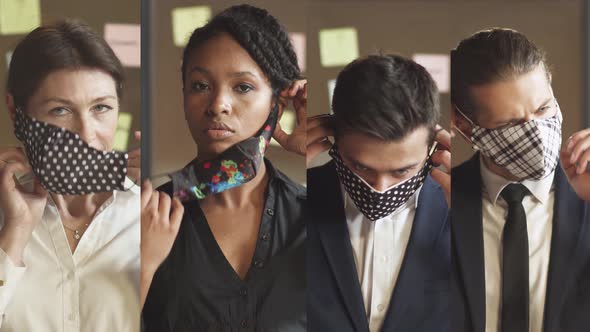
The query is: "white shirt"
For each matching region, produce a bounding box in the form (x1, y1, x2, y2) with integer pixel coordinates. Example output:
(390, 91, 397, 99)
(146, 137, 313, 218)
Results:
(0, 178, 140, 332)
(343, 184, 420, 332)
(479, 157, 554, 332)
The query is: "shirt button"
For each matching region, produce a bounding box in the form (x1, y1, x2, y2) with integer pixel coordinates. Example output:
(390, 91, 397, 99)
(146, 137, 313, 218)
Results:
(253, 260, 264, 268)
(239, 288, 248, 297)
(261, 233, 270, 241)
(68, 313, 75, 321)
(266, 208, 274, 216)
(240, 319, 248, 328)
(377, 304, 385, 312)
(381, 256, 388, 262)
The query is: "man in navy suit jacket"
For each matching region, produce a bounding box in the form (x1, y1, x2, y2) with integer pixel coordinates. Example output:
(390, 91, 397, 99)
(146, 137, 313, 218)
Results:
(307, 54, 451, 332)
(451, 28, 590, 332)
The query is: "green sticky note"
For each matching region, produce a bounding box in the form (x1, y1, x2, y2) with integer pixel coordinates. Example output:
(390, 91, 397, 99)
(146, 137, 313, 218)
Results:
(319, 27, 359, 67)
(113, 129, 129, 151)
(0, 0, 41, 35)
(117, 112, 132, 130)
(171, 6, 211, 47)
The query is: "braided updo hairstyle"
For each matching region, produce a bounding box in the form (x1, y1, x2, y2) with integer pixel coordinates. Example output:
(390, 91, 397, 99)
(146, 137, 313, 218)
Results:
(181, 4, 302, 97)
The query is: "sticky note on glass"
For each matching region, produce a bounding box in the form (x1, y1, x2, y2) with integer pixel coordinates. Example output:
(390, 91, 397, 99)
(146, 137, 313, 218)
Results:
(270, 110, 296, 146)
(0, 0, 41, 35)
(289, 32, 306, 72)
(5, 50, 13, 68)
(104, 23, 141, 68)
(328, 79, 336, 109)
(171, 6, 211, 47)
(113, 112, 132, 151)
(412, 53, 450, 93)
(319, 27, 359, 67)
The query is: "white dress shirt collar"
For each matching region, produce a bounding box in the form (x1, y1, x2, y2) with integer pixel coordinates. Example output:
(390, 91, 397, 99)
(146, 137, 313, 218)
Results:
(479, 156, 554, 205)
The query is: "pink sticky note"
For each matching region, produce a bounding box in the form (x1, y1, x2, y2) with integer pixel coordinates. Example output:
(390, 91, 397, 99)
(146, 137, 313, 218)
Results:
(104, 23, 141, 68)
(412, 54, 450, 93)
(289, 32, 306, 72)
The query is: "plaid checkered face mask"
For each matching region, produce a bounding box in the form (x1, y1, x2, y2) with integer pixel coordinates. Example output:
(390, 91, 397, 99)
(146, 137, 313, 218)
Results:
(456, 103, 562, 180)
(329, 145, 433, 221)
(14, 108, 129, 195)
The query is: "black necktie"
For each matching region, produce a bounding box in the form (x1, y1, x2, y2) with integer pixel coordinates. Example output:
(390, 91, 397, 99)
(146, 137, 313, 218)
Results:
(500, 183, 530, 332)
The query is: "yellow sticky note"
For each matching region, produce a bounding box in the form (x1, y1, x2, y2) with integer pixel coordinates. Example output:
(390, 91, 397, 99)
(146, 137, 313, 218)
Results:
(319, 27, 359, 67)
(171, 6, 211, 47)
(113, 129, 129, 151)
(270, 110, 296, 147)
(117, 112, 133, 130)
(0, 0, 41, 35)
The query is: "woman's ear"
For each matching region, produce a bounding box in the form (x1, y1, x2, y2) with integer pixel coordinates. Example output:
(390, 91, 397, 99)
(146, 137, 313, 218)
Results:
(5, 94, 16, 122)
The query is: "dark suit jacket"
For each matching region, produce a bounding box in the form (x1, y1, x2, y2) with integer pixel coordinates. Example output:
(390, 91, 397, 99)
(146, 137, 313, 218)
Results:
(307, 161, 450, 332)
(451, 153, 590, 332)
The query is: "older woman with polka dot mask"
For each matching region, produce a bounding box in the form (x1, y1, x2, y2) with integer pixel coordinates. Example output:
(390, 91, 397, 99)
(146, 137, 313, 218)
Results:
(0, 20, 141, 331)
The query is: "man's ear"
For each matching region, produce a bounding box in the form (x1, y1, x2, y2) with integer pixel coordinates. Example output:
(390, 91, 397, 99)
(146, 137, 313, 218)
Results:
(6, 94, 17, 122)
(451, 104, 474, 143)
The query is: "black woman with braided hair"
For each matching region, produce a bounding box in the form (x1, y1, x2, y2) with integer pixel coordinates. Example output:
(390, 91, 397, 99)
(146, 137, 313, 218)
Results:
(140, 5, 307, 331)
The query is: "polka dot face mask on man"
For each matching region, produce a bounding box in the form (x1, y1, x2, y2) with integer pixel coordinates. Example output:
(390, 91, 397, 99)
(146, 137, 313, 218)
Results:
(455, 100, 562, 180)
(169, 106, 278, 202)
(329, 145, 434, 221)
(14, 108, 128, 195)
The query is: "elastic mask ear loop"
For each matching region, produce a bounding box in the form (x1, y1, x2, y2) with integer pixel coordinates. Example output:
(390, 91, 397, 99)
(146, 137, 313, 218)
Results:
(452, 105, 480, 151)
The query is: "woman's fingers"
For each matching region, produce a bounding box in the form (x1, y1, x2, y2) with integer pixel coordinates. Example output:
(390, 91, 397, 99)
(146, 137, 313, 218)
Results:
(0, 147, 29, 166)
(158, 192, 172, 220)
(141, 180, 153, 209)
(170, 198, 185, 227)
(272, 122, 289, 147)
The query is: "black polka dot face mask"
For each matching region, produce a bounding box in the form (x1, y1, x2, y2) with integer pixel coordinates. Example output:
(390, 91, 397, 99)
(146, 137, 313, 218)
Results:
(13, 108, 128, 195)
(329, 145, 433, 221)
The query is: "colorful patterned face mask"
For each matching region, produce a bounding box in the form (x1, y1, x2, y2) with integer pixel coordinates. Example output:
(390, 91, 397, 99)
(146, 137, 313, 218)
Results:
(170, 106, 278, 202)
(13, 108, 129, 195)
(455, 100, 562, 180)
(329, 145, 434, 221)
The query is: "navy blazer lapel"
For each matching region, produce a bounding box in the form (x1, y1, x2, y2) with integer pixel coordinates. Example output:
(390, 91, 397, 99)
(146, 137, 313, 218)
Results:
(309, 161, 369, 332)
(543, 164, 586, 331)
(451, 153, 486, 332)
(381, 176, 449, 331)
